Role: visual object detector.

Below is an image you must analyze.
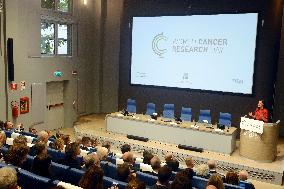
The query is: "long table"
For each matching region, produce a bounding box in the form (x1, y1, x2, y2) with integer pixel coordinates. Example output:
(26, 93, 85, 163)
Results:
(106, 113, 237, 154)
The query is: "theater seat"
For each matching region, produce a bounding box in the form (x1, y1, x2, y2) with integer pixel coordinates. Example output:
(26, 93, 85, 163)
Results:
(50, 162, 70, 182)
(180, 107, 192, 121)
(22, 155, 34, 171)
(163, 104, 175, 119)
(145, 103, 156, 115)
(198, 109, 211, 124)
(47, 148, 65, 163)
(17, 169, 53, 189)
(239, 181, 254, 189)
(136, 171, 158, 186)
(127, 99, 136, 113)
(219, 112, 232, 127)
(103, 176, 127, 189)
(67, 168, 85, 185)
(224, 183, 245, 189)
(192, 176, 208, 189)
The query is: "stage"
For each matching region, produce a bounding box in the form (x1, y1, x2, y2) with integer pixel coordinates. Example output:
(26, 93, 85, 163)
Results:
(70, 114, 284, 188)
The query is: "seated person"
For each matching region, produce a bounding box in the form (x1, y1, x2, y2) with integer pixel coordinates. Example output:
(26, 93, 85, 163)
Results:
(249, 99, 269, 122)
(164, 153, 179, 172)
(149, 156, 162, 176)
(195, 164, 209, 179)
(184, 157, 195, 179)
(96, 146, 109, 161)
(59, 142, 82, 169)
(79, 164, 104, 189)
(122, 152, 137, 171)
(82, 153, 100, 171)
(207, 160, 225, 181)
(126, 177, 146, 189)
(121, 143, 131, 154)
(4, 121, 14, 131)
(207, 174, 225, 189)
(81, 136, 91, 150)
(5, 143, 29, 167)
(51, 138, 65, 151)
(0, 167, 21, 189)
(143, 150, 154, 165)
(239, 170, 255, 189)
(150, 166, 172, 189)
(102, 141, 113, 156)
(15, 123, 24, 132)
(29, 125, 38, 135)
(31, 141, 52, 177)
(225, 171, 239, 185)
(117, 163, 132, 182)
(171, 171, 192, 189)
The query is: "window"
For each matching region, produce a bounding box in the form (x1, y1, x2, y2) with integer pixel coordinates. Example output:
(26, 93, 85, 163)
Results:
(40, 0, 73, 56)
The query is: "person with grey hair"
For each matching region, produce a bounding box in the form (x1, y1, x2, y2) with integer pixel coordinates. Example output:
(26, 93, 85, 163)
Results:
(150, 156, 161, 176)
(239, 170, 255, 189)
(82, 153, 100, 171)
(37, 130, 49, 143)
(96, 146, 108, 161)
(0, 167, 19, 189)
(207, 160, 225, 181)
(195, 164, 209, 178)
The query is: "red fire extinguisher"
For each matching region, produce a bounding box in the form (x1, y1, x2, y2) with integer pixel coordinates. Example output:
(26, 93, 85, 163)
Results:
(11, 101, 19, 118)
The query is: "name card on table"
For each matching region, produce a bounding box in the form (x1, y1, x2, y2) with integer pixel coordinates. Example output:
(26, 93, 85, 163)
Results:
(240, 117, 264, 134)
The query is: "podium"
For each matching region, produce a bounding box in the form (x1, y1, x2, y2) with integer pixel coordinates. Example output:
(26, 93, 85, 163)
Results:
(239, 117, 280, 162)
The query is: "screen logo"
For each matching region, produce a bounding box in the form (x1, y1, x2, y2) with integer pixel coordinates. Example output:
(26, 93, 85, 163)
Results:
(152, 33, 168, 58)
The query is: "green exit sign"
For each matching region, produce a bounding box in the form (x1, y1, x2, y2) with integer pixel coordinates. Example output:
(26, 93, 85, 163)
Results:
(54, 71, 62, 77)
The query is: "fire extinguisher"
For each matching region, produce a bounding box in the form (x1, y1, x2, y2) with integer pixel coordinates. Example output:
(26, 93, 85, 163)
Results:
(11, 101, 19, 118)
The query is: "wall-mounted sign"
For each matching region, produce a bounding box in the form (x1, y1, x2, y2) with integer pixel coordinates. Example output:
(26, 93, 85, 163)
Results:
(20, 97, 29, 114)
(20, 81, 26, 90)
(10, 82, 17, 90)
(54, 70, 63, 77)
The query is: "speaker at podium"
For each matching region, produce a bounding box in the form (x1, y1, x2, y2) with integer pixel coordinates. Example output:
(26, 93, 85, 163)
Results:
(239, 117, 280, 162)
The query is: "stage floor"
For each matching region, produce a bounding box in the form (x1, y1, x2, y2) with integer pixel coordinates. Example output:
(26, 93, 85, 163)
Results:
(65, 114, 284, 189)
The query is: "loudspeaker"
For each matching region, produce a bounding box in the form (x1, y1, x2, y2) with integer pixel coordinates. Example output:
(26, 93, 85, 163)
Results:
(7, 38, 14, 82)
(178, 144, 203, 153)
(127, 135, 149, 142)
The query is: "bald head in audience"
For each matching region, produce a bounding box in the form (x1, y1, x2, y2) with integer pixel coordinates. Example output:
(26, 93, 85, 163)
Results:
(96, 146, 108, 161)
(164, 153, 173, 161)
(207, 160, 216, 170)
(239, 170, 249, 181)
(122, 152, 134, 164)
(206, 185, 218, 189)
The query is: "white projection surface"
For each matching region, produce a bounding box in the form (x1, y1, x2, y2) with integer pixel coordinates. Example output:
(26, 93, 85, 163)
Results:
(131, 13, 258, 94)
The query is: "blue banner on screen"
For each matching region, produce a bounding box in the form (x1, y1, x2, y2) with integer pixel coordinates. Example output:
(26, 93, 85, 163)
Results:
(131, 13, 258, 94)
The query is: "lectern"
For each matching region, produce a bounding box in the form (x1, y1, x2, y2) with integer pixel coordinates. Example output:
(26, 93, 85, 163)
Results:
(239, 117, 280, 162)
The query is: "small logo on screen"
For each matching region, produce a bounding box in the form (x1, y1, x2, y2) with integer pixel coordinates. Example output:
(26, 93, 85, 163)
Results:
(152, 33, 168, 58)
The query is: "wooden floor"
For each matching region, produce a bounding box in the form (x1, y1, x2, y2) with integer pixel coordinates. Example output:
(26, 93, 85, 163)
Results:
(61, 114, 284, 189)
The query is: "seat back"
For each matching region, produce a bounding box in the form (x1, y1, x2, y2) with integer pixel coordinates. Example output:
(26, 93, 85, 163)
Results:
(22, 155, 34, 171)
(224, 183, 245, 189)
(18, 169, 52, 189)
(163, 104, 175, 119)
(239, 181, 254, 189)
(103, 162, 118, 179)
(180, 107, 192, 121)
(47, 148, 65, 163)
(219, 112, 232, 127)
(198, 109, 211, 124)
(192, 176, 208, 189)
(126, 99, 136, 113)
(145, 103, 156, 115)
(50, 162, 70, 182)
(136, 171, 158, 186)
(103, 176, 127, 189)
(67, 168, 85, 185)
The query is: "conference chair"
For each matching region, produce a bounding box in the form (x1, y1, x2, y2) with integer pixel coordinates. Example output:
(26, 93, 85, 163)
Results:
(198, 109, 211, 124)
(50, 162, 70, 182)
(136, 171, 158, 186)
(192, 176, 208, 189)
(18, 169, 53, 189)
(239, 180, 254, 189)
(145, 102, 156, 115)
(67, 168, 85, 185)
(219, 112, 232, 127)
(180, 107, 192, 121)
(103, 176, 127, 189)
(126, 99, 136, 113)
(163, 104, 175, 119)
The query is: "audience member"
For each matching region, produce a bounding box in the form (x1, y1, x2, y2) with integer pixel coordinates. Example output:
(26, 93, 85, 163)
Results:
(15, 123, 24, 132)
(31, 141, 52, 177)
(37, 130, 49, 143)
(225, 171, 239, 185)
(150, 166, 172, 189)
(184, 157, 195, 179)
(81, 136, 91, 150)
(96, 146, 108, 161)
(102, 140, 113, 156)
(90, 138, 99, 148)
(117, 163, 132, 182)
(0, 120, 4, 130)
(126, 178, 146, 189)
(79, 164, 104, 189)
(4, 121, 14, 131)
(62, 135, 71, 145)
(171, 171, 192, 189)
(142, 150, 154, 165)
(207, 160, 225, 181)
(0, 167, 20, 189)
(28, 125, 38, 135)
(82, 153, 100, 171)
(55, 130, 64, 139)
(13, 135, 27, 146)
(59, 142, 82, 169)
(239, 170, 255, 189)
(5, 144, 29, 167)
(207, 174, 225, 189)
(121, 144, 131, 154)
(0, 131, 6, 147)
(195, 164, 209, 178)
(52, 138, 65, 151)
(164, 153, 179, 172)
(150, 156, 161, 175)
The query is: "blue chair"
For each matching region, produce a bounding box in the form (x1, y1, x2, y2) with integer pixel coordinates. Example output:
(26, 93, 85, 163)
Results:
(18, 169, 53, 189)
(198, 109, 211, 124)
(239, 180, 254, 189)
(224, 183, 245, 189)
(163, 104, 175, 119)
(22, 155, 34, 171)
(21, 131, 37, 137)
(192, 176, 208, 189)
(1, 146, 9, 156)
(47, 148, 65, 163)
(103, 176, 127, 189)
(145, 103, 156, 115)
(219, 112, 232, 127)
(67, 168, 85, 185)
(180, 107, 192, 121)
(136, 171, 158, 186)
(4, 130, 12, 138)
(103, 162, 118, 179)
(127, 99, 136, 113)
(50, 162, 70, 182)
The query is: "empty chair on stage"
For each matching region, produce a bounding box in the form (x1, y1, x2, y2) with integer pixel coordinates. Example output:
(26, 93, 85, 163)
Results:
(163, 104, 175, 119)
(218, 112, 232, 127)
(145, 103, 156, 115)
(180, 107, 192, 121)
(198, 109, 211, 124)
(126, 99, 136, 113)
